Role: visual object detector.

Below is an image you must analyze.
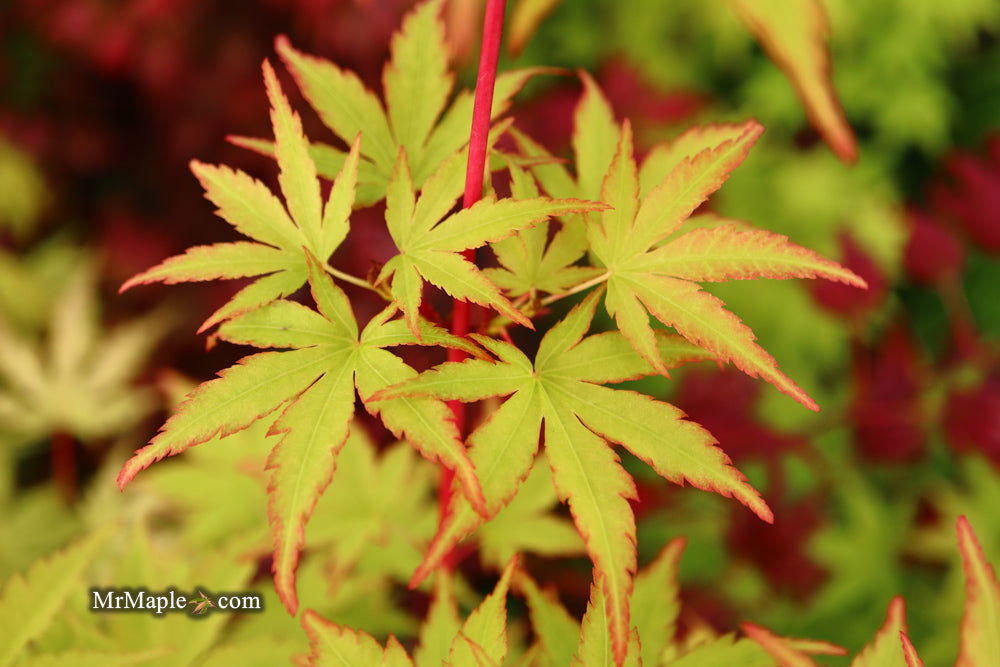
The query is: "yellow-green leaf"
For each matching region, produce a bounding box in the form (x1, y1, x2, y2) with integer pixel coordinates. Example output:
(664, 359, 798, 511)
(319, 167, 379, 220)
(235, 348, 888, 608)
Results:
(0, 530, 109, 667)
(956, 516, 1000, 667)
(730, 0, 856, 162)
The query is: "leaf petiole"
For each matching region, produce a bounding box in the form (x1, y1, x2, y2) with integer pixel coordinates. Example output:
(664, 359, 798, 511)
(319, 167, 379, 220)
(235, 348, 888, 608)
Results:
(322, 263, 384, 296)
(540, 271, 611, 306)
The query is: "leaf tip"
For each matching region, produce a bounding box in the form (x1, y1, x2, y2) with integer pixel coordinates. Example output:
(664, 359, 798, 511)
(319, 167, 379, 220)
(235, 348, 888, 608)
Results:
(273, 33, 293, 57)
(116, 455, 144, 491)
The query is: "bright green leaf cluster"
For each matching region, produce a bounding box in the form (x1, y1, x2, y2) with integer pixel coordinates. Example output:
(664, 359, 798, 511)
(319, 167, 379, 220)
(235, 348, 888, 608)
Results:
(115, 2, 869, 663)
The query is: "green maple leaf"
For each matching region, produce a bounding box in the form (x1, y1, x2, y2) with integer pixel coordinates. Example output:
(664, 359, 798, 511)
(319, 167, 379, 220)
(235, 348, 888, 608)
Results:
(301, 558, 518, 667)
(143, 415, 273, 554)
(589, 119, 865, 410)
(519, 539, 683, 666)
(809, 474, 911, 622)
(485, 160, 604, 302)
(374, 291, 769, 664)
(505, 0, 857, 162)
(121, 60, 363, 332)
(0, 265, 162, 443)
(573, 584, 643, 667)
(488, 73, 620, 301)
(0, 137, 48, 241)
(117, 255, 488, 616)
(375, 146, 603, 333)
(414, 574, 461, 667)
(741, 623, 846, 666)
(518, 575, 580, 667)
(956, 516, 1000, 667)
(0, 239, 86, 334)
(306, 429, 438, 584)
(234, 0, 550, 206)
(476, 454, 584, 570)
(0, 530, 110, 666)
(851, 597, 914, 667)
(667, 635, 773, 667)
(57, 520, 254, 665)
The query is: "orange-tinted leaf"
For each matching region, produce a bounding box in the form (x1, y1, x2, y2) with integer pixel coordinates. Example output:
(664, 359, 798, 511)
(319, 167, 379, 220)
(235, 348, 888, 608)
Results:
(508, 0, 562, 55)
(266, 368, 355, 615)
(117, 347, 336, 490)
(623, 121, 763, 259)
(620, 274, 817, 410)
(301, 609, 385, 664)
(956, 515, 1000, 667)
(635, 224, 867, 287)
(119, 243, 293, 292)
(901, 633, 924, 667)
(742, 622, 845, 667)
(852, 596, 909, 667)
(730, 0, 857, 162)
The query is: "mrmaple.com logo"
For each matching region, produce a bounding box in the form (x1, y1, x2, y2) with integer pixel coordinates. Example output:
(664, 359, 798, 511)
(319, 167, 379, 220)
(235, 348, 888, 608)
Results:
(90, 588, 263, 616)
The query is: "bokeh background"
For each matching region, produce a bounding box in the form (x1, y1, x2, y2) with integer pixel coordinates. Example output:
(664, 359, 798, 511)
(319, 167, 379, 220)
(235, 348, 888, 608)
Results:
(2, 0, 1000, 664)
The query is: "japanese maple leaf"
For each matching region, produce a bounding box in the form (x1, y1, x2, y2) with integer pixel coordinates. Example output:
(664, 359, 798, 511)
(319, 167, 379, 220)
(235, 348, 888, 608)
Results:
(506, 0, 857, 162)
(0, 265, 162, 443)
(117, 254, 488, 616)
(234, 0, 550, 205)
(121, 60, 362, 332)
(741, 623, 846, 666)
(374, 145, 603, 333)
(488, 73, 622, 300)
(374, 290, 770, 664)
(302, 558, 518, 667)
(520, 539, 686, 666)
(476, 455, 584, 569)
(852, 597, 918, 667)
(591, 120, 865, 410)
(486, 160, 605, 302)
(956, 516, 1000, 667)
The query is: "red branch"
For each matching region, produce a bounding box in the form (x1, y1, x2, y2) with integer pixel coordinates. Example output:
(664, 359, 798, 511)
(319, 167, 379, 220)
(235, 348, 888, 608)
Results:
(439, 0, 508, 535)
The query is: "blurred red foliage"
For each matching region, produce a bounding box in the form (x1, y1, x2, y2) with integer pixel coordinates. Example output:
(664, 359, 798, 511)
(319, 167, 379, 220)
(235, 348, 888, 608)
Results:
(850, 322, 928, 464)
(811, 233, 888, 320)
(945, 372, 1000, 467)
(903, 207, 966, 286)
(932, 137, 1000, 255)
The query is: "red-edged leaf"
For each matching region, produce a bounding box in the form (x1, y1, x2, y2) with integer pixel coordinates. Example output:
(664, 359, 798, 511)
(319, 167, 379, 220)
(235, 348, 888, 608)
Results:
(117, 347, 336, 490)
(901, 632, 924, 667)
(730, 0, 857, 162)
(563, 383, 772, 522)
(634, 224, 867, 287)
(119, 243, 293, 292)
(852, 596, 910, 667)
(262, 59, 324, 250)
(188, 160, 302, 251)
(956, 515, 1000, 667)
(620, 273, 817, 410)
(301, 609, 385, 664)
(542, 400, 636, 666)
(266, 367, 355, 615)
(742, 622, 845, 666)
(622, 120, 763, 259)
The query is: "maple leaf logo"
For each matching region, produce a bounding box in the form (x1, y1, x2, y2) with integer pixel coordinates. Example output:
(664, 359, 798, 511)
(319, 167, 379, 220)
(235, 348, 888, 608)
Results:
(188, 590, 216, 616)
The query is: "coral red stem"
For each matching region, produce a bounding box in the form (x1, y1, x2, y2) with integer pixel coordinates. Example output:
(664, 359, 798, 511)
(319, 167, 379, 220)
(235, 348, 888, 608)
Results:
(439, 0, 508, 535)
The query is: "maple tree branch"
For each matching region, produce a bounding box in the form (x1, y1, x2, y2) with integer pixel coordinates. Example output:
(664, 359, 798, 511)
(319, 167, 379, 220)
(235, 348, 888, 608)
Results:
(440, 0, 508, 545)
(540, 271, 611, 306)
